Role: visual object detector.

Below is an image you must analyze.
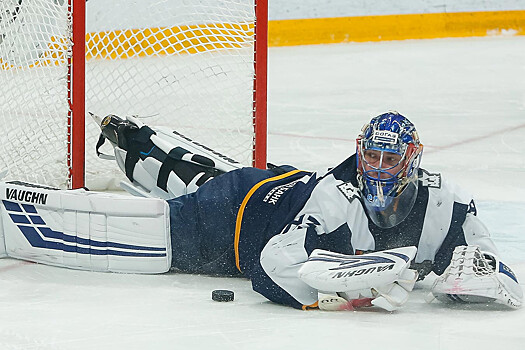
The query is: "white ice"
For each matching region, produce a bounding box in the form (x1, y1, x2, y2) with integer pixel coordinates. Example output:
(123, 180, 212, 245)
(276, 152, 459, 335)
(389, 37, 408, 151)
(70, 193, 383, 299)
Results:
(1, 36, 525, 349)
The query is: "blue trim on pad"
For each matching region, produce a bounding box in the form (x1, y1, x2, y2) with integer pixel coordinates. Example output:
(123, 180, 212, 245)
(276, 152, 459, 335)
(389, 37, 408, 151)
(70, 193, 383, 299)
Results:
(2, 200, 166, 258)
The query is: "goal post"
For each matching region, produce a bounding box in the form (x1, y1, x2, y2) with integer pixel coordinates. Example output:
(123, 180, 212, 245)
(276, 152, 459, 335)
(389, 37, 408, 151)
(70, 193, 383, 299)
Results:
(70, 0, 86, 189)
(0, 0, 268, 190)
(253, 0, 268, 171)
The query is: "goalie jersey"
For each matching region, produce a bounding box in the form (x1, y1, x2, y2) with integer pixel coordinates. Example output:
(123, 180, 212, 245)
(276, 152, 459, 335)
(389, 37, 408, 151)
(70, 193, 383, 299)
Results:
(167, 154, 496, 309)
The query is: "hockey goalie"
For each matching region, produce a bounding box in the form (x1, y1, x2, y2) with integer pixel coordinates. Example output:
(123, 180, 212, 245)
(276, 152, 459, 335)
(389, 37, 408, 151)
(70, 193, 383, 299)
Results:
(0, 111, 521, 311)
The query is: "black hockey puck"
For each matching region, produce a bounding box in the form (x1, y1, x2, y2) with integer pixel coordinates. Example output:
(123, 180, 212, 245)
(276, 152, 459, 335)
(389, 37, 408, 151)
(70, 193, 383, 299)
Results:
(212, 289, 234, 302)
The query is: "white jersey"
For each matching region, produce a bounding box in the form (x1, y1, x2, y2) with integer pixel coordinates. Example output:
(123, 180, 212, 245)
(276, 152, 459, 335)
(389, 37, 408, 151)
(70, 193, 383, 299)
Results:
(257, 158, 496, 308)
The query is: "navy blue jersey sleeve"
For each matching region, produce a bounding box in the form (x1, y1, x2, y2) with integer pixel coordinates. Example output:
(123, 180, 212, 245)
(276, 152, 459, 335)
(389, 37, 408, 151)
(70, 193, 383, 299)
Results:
(432, 202, 468, 275)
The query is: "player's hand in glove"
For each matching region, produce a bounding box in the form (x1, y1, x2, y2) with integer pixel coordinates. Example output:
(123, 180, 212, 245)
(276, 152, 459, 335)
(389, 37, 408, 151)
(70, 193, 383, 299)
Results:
(298, 246, 419, 312)
(429, 245, 522, 309)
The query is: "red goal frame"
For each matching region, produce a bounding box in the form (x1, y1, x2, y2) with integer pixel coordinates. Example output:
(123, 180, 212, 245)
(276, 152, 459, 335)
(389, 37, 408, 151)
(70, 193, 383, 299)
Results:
(68, 0, 268, 189)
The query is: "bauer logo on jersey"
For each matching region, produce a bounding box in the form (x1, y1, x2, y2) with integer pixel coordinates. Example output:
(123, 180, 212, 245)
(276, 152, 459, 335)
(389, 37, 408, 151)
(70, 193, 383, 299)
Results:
(5, 188, 47, 205)
(372, 130, 398, 144)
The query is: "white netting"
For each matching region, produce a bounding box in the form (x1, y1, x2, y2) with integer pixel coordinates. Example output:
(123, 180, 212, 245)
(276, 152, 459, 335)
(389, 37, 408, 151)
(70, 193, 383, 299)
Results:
(0, 0, 258, 189)
(0, 0, 70, 186)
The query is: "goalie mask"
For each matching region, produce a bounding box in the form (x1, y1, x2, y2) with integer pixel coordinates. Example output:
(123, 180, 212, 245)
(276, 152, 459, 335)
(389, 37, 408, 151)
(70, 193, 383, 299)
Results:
(356, 112, 423, 228)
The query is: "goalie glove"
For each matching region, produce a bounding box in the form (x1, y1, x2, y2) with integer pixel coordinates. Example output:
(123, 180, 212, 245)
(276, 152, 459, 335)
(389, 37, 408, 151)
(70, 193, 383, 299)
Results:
(298, 247, 419, 312)
(429, 245, 523, 309)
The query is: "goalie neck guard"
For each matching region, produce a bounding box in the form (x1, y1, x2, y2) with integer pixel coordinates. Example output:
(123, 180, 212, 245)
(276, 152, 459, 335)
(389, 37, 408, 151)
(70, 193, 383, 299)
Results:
(356, 112, 423, 228)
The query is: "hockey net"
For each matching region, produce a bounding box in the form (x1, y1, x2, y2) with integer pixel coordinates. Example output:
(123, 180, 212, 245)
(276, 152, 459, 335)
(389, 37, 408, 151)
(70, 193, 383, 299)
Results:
(0, 0, 267, 189)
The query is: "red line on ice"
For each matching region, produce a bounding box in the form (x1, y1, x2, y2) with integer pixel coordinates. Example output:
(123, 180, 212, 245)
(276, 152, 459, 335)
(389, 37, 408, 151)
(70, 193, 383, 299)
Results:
(425, 122, 525, 154)
(270, 122, 525, 155)
(270, 131, 352, 142)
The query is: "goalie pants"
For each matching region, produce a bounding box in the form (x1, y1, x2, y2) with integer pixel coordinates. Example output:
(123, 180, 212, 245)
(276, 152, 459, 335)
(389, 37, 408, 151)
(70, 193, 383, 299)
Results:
(168, 166, 275, 276)
(167, 165, 309, 277)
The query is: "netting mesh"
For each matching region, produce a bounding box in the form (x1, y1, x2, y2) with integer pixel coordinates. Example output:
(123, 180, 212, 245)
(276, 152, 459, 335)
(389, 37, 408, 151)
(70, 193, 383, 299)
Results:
(0, 0, 257, 189)
(0, 0, 70, 186)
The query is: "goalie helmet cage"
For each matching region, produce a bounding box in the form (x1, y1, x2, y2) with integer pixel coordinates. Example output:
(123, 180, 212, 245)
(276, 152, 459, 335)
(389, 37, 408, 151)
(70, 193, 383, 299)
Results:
(0, 0, 267, 190)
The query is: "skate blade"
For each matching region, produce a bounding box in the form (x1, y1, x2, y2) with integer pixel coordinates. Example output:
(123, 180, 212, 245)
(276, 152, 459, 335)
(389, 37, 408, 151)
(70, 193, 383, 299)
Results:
(88, 112, 104, 128)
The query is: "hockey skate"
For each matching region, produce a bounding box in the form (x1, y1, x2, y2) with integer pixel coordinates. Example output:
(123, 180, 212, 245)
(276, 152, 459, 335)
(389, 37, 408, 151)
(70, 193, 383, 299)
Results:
(92, 113, 142, 158)
(90, 112, 241, 199)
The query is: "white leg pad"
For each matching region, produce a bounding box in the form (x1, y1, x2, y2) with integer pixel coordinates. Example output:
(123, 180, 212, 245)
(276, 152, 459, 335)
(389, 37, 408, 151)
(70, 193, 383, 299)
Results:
(111, 120, 242, 199)
(0, 182, 171, 273)
(151, 125, 242, 174)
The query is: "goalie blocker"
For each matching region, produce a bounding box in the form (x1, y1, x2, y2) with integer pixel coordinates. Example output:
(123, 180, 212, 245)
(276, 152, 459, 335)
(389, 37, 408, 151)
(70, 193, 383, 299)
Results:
(298, 246, 419, 311)
(0, 181, 171, 273)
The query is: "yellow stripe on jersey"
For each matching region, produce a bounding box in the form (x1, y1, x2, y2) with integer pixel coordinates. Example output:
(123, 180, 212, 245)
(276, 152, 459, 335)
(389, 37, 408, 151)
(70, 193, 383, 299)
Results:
(234, 169, 304, 272)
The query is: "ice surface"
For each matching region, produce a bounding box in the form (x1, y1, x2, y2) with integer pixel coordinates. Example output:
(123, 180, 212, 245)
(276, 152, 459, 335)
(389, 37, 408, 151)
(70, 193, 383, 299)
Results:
(1, 36, 525, 349)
